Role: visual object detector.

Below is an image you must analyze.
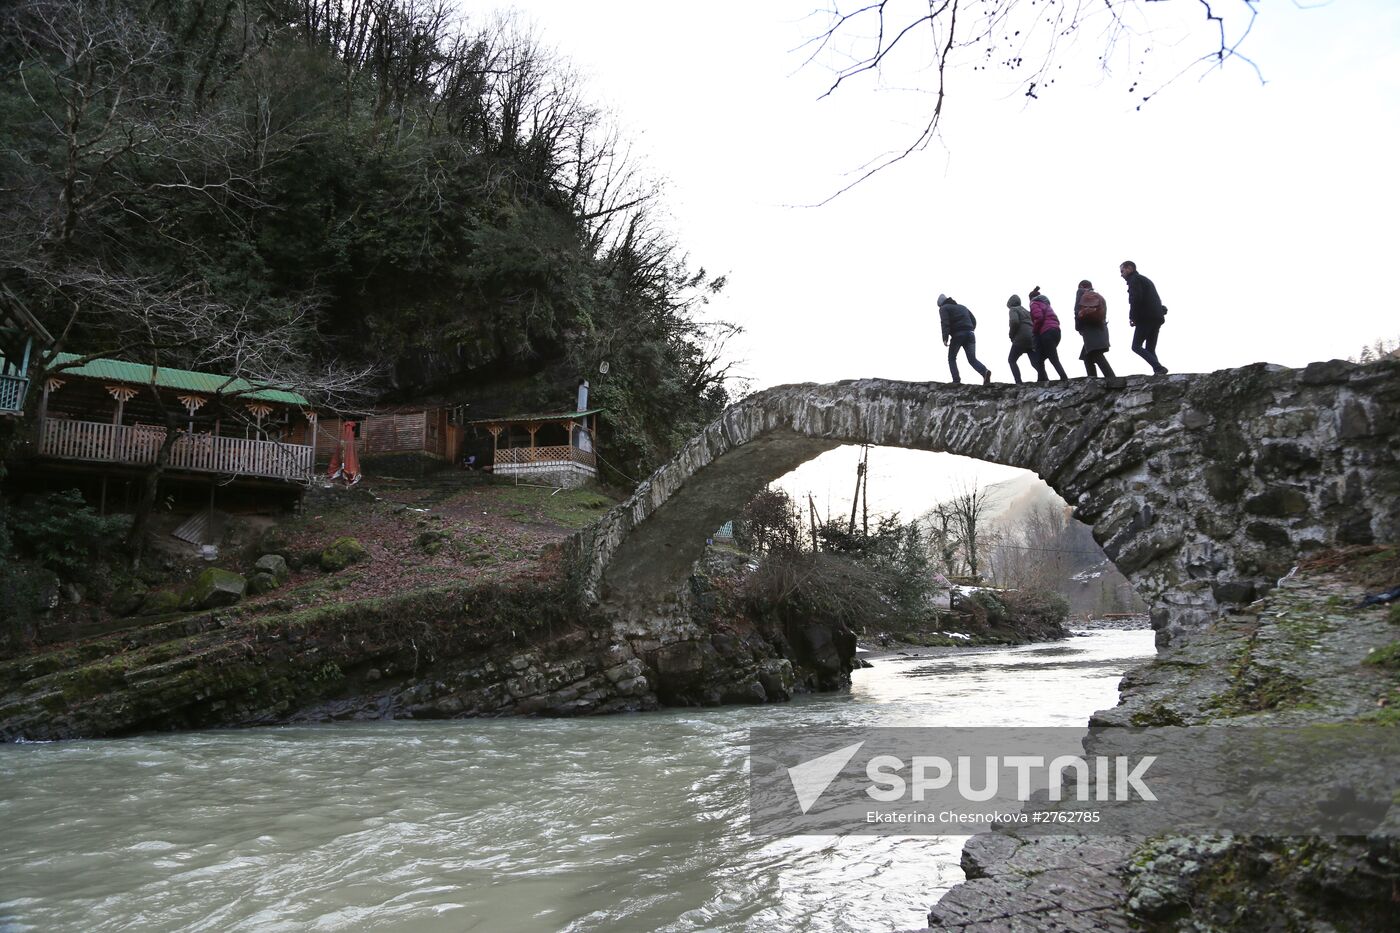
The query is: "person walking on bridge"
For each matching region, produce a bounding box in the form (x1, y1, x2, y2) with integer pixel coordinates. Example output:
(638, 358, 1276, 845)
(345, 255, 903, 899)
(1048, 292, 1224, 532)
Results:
(1027, 288, 1069, 382)
(1006, 295, 1037, 384)
(939, 294, 991, 385)
(1073, 279, 1115, 379)
(1120, 260, 1169, 375)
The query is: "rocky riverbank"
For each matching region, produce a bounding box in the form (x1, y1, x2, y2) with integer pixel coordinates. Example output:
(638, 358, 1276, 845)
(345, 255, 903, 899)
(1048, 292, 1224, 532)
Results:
(0, 476, 873, 740)
(0, 551, 871, 741)
(2, 469, 1101, 740)
(926, 547, 1400, 931)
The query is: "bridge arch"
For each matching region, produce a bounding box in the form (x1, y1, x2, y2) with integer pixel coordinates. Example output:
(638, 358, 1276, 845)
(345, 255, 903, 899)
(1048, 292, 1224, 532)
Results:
(580, 361, 1399, 645)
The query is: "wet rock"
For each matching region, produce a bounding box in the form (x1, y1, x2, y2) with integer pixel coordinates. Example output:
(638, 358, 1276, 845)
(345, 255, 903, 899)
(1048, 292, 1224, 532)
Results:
(757, 659, 796, 701)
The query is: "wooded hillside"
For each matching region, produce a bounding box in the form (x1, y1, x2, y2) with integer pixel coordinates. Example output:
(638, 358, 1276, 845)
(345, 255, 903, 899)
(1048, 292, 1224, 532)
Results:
(1, 0, 736, 477)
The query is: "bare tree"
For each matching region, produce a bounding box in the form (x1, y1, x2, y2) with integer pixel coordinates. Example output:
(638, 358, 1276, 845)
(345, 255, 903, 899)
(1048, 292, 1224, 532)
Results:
(991, 501, 1074, 592)
(925, 481, 999, 580)
(799, 0, 1267, 200)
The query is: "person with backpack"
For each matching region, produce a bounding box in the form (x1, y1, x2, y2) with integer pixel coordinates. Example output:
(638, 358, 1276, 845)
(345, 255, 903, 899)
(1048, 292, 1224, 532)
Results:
(1027, 287, 1069, 382)
(1120, 260, 1169, 375)
(1074, 279, 1115, 379)
(938, 294, 991, 385)
(1006, 294, 1037, 384)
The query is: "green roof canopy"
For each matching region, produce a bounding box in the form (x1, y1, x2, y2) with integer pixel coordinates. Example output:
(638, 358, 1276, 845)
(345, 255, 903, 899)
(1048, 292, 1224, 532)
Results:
(47, 352, 309, 406)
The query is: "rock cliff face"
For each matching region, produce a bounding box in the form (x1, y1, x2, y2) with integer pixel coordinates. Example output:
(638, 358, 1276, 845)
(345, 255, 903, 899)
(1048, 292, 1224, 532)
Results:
(0, 553, 859, 741)
(578, 360, 1400, 647)
(926, 551, 1400, 932)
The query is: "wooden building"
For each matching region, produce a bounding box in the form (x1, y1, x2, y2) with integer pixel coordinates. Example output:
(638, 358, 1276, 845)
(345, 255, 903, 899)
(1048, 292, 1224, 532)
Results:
(0, 299, 54, 417)
(467, 407, 601, 487)
(32, 353, 317, 484)
(289, 405, 467, 467)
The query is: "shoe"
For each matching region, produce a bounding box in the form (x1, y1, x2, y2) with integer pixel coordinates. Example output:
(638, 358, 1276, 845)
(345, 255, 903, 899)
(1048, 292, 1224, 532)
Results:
(1154, 366, 1169, 375)
(982, 370, 992, 386)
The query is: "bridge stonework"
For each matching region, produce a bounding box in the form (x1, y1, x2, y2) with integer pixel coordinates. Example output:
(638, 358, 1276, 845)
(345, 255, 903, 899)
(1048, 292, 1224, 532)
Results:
(580, 360, 1399, 646)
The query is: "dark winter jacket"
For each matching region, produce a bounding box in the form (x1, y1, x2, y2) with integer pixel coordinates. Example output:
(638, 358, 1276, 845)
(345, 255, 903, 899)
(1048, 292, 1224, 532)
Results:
(1007, 296, 1034, 351)
(1075, 285, 1111, 357)
(1124, 271, 1165, 327)
(939, 297, 977, 340)
(1028, 295, 1060, 336)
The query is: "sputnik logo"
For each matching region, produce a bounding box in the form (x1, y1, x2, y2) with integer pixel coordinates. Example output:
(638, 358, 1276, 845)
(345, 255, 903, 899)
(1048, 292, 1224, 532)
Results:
(787, 742, 865, 813)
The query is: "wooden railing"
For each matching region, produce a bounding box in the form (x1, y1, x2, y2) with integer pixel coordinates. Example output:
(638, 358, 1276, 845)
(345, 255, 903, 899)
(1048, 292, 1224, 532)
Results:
(494, 445, 596, 467)
(40, 418, 314, 481)
(0, 373, 27, 414)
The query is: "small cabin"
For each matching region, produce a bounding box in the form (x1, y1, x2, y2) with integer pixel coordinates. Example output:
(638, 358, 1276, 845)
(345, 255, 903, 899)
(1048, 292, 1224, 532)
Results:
(467, 407, 601, 488)
(32, 353, 318, 485)
(0, 301, 54, 417)
(289, 405, 467, 468)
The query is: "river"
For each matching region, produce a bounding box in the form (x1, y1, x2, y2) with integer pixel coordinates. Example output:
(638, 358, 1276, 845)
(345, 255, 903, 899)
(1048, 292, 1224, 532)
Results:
(0, 629, 1154, 932)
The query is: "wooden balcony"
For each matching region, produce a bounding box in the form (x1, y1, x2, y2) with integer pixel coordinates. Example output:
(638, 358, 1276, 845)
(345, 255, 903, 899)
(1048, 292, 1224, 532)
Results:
(40, 418, 314, 482)
(494, 444, 596, 467)
(0, 373, 27, 415)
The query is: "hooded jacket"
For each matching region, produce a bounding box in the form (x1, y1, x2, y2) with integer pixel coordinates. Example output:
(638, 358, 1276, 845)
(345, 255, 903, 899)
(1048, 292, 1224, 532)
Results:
(1028, 295, 1060, 337)
(1007, 296, 1034, 351)
(1124, 271, 1165, 327)
(939, 296, 977, 340)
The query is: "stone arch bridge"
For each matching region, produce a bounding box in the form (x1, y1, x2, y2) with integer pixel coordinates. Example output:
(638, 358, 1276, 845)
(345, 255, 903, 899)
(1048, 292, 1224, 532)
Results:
(579, 360, 1399, 645)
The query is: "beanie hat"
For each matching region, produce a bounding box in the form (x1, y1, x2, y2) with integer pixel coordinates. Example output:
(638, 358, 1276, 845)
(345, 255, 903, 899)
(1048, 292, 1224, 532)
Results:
(937, 293, 949, 306)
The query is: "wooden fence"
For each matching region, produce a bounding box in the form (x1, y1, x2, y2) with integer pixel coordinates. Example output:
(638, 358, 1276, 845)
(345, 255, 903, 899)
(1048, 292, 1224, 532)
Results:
(40, 418, 314, 481)
(494, 445, 596, 466)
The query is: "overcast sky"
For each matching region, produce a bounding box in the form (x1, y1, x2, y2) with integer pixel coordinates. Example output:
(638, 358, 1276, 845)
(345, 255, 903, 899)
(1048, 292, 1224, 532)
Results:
(497, 0, 1399, 521)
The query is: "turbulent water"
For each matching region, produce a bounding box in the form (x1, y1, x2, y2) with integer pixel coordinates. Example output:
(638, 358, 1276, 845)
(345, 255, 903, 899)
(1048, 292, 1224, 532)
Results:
(0, 630, 1153, 933)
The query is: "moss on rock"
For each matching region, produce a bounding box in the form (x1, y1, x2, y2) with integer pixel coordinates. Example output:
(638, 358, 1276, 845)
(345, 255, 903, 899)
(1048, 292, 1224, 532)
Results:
(320, 537, 368, 572)
(180, 568, 246, 610)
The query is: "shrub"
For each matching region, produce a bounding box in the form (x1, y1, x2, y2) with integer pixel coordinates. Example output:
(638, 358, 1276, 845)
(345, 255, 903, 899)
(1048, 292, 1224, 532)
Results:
(7, 490, 130, 577)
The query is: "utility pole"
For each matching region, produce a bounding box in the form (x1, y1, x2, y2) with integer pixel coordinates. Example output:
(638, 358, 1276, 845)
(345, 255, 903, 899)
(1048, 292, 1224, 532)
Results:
(861, 445, 870, 537)
(848, 449, 864, 534)
(808, 494, 820, 552)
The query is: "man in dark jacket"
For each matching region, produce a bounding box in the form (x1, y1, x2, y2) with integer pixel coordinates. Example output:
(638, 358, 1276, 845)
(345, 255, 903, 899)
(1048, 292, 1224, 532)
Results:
(938, 293, 991, 385)
(1120, 261, 1168, 375)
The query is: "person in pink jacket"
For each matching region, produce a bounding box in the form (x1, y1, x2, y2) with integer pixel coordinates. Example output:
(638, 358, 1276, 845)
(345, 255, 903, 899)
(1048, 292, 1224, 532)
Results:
(1028, 287, 1068, 382)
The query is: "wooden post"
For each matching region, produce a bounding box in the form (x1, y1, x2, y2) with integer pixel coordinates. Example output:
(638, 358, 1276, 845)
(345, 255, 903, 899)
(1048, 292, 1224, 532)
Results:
(106, 385, 136, 425)
(307, 412, 318, 467)
(38, 376, 61, 446)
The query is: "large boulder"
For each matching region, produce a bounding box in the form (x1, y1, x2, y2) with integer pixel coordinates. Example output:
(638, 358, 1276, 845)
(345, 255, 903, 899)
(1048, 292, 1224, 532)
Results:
(140, 589, 183, 616)
(111, 581, 149, 617)
(246, 573, 280, 596)
(181, 568, 246, 610)
(320, 537, 368, 572)
(253, 554, 290, 584)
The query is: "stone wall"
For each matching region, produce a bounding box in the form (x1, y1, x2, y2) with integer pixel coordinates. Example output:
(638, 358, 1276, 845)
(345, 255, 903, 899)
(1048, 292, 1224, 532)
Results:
(580, 360, 1400, 646)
